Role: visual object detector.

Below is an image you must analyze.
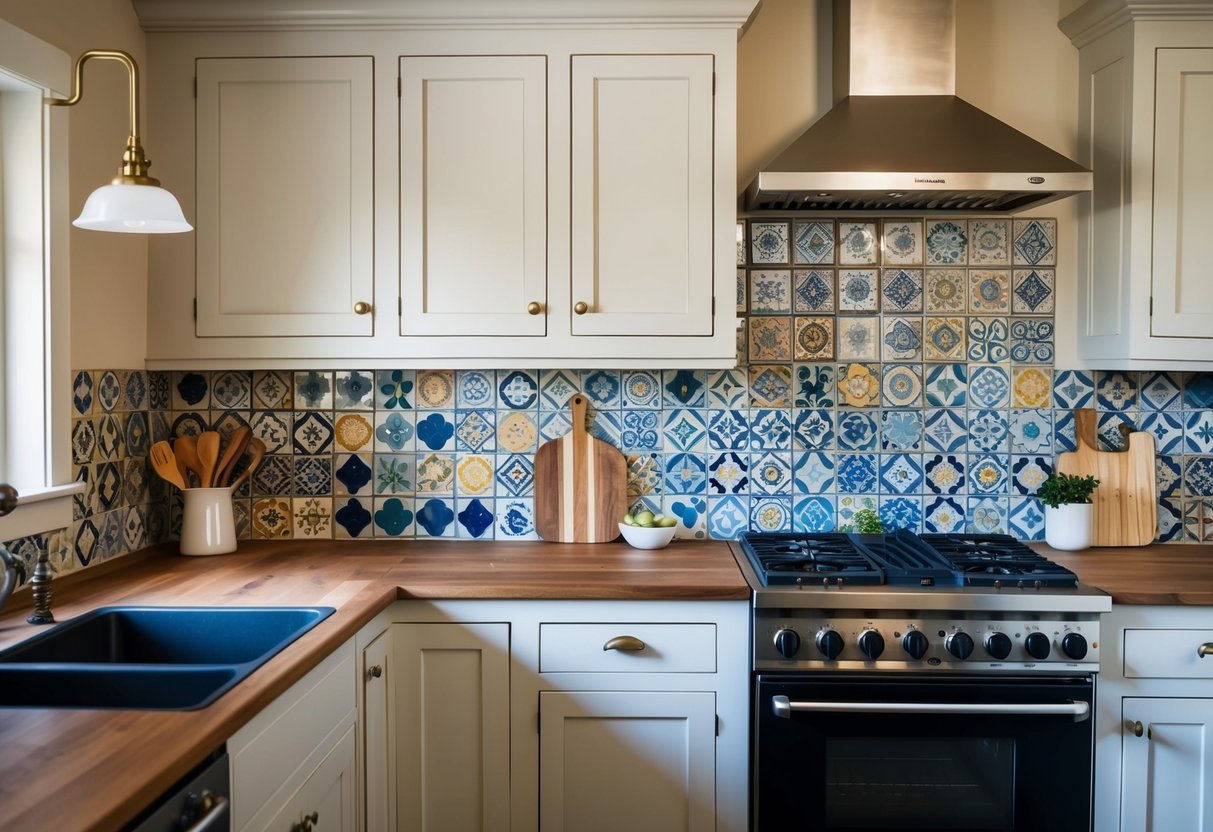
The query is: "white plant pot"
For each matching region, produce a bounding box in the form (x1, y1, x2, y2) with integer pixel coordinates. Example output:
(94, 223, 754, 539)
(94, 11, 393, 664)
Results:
(1044, 503, 1093, 551)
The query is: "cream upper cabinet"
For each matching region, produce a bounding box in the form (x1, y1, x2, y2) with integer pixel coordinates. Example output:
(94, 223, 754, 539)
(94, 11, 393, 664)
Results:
(570, 54, 714, 337)
(399, 55, 547, 337)
(1062, 4, 1213, 367)
(195, 57, 375, 338)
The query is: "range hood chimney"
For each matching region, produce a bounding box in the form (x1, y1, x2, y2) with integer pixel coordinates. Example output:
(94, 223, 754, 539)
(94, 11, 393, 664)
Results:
(743, 0, 1092, 212)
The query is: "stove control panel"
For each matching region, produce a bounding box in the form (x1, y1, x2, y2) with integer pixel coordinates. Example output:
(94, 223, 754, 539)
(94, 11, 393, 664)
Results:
(756, 613, 1101, 672)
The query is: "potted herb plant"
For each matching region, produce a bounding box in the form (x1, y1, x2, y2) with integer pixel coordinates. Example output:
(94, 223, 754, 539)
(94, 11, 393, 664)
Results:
(1037, 473, 1100, 550)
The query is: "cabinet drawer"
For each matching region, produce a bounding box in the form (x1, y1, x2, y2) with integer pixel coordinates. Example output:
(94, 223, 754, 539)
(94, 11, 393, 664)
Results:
(1124, 629, 1213, 678)
(539, 623, 715, 673)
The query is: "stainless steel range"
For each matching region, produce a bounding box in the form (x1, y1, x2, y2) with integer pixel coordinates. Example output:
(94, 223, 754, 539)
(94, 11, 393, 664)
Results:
(731, 530, 1112, 831)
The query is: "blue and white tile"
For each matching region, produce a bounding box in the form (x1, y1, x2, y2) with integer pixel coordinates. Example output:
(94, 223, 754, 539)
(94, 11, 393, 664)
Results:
(881, 363, 923, 407)
(1052, 370, 1094, 410)
(496, 498, 537, 540)
(968, 270, 1011, 314)
(333, 497, 375, 539)
(495, 454, 534, 497)
(664, 453, 708, 494)
(708, 409, 750, 450)
(737, 220, 746, 265)
(924, 496, 966, 533)
(924, 454, 965, 494)
(793, 451, 835, 493)
(969, 455, 1009, 494)
(882, 219, 924, 266)
(837, 221, 878, 265)
(589, 410, 623, 446)
(968, 219, 1010, 265)
(372, 497, 415, 537)
(968, 365, 1010, 408)
(836, 315, 880, 361)
(966, 317, 1009, 362)
(708, 452, 749, 494)
(212, 371, 253, 409)
(881, 269, 924, 312)
(72, 370, 94, 415)
(456, 370, 496, 409)
(538, 410, 573, 442)
(837, 269, 880, 312)
(580, 370, 621, 408)
(1008, 497, 1045, 540)
(882, 317, 923, 363)
(627, 453, 662, 499)
(924, 409, 967, 453)
(793, 220, 834, 265)
(375, 370, 415, 409)
(1011, 269, 1054, 314)
(333, 371, 373, 410)
(707, 369, 748, 408)
(662, 409, 707, 451)
(293, 372, 331, 410)
(967, 497, 1009, 534)
(293, 412, 334, 455)
(793, 269, 835, 313)
(1185, 374, 1213, 409)
(621, 410, 662, 452)
(793, 496, 836, 532)
(1009, 408, 1052, 453)
(751, 498, 793, 532)
(794, 364, 835, 407)
(736, 269, 747, 313)
(1096, 370, 1137, 411)
(454, 498, 495, 539)
(881, 410, 924, 451)
(1009, 318, 1054, 364)
(924, 317, 966, 361)
(836, 454, 878, 493)
(663, 495, 708, 539)
(496, 370, 539, 410)
(749, 270, 792, 314)
(454, 410, 496, 453)
(924, 268, 967, 313)
(538, 370, 580, 410)
(1011, 456, 1052, 495)
(793, 409, 835, 450)
(621, 370, 662, 409)
(1138, 372, 1181, 411)
(708, 496, 750, 539)
(1183, 499, 1213, 542)
(1054, 410, 1077, 452)
(334, 453, 374, 496)
(123, 370, 148, 411)
(1096, 411, 1135, 450)
(95, 371, 122, 412)
(174, 371, 211, 410)
(749, 365, 794, 408)
(1156, 455, 1182, 498)
(1185, 410, 1213, 453)
(751, 452, 793, 496)
(294, 456, 333, 496)
(1012, 219, 1057, 266)
(837, 410, 879, 451)
(968, 410, 1009, 453)
(879, 497, 923, 532)
(1141, 411, 1183, 454)
(925, 219, 968, 265)
(1157, 498, 1183, 542)
(750, 409, 794, 450)
(415, 411, 456, 452)
(925, 363, 967, 407)
(879, 454, 923, 495)
(750, 221, 790, 264)
(662, 370, 706, 407)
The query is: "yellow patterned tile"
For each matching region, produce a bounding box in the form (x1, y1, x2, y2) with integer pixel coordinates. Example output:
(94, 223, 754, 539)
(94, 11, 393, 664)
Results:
(334, 413, 373, 452)
(251, 498, 292, 539)
(416, 370, 454, 408)
(497, 411, 538, 453)
(793, 317, 834, 361)
(457, 455, 494, 496)
(837, 362, 881, 407)
(416, 453, 455, 493)
(1013, 366, 1052, 408)
(748, 316, 791, 363)
(292, 497, 332, 538)
(924, 317, 966, 361)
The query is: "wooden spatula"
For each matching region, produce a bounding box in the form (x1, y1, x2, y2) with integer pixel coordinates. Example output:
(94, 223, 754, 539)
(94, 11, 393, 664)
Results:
(227, 437, 266, 492)
(215, 425, 251, 487)
(149, 441, 187, 490)
(174, 435, 203, 487)
(197, 431, 221, 487)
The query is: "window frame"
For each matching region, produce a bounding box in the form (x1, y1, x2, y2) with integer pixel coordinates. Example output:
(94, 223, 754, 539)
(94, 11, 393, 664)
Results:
(0, 18, 78, 541)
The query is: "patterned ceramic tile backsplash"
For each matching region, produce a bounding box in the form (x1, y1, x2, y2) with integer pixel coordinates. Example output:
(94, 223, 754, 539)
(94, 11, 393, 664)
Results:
(8, 215, 1213, 582)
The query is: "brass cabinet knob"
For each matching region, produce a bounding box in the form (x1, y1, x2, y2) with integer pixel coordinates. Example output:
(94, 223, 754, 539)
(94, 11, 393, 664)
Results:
(367, 664, 383, 679)
(603, 635, 646, 652)
(1198, 642, 1213, 658)
(573, 301, 589, 315)
(1132, 720, 1144, 737)
(527, 301, 543, 315)
(354, 301, 373, 315)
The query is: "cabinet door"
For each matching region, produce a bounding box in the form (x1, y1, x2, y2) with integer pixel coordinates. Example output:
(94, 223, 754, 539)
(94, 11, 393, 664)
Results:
(195, 57, 374, 337)
(1151, 48, 1213, 339)
(260, 725, 356, 832)
(570, 54, 714, 337)
(395, 623, 510, 832)
(539, 690, 716, 832)
(399, 56, 547, 336)
(363, 631, 394, 832)
(1121, 697, 1213, 831)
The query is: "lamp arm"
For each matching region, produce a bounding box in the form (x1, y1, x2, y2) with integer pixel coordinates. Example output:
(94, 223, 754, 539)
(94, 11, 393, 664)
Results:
(45, 49, 140, 140)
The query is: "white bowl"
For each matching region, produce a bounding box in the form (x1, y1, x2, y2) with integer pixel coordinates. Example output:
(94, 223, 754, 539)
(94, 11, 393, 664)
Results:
(618, 522, 676, 550)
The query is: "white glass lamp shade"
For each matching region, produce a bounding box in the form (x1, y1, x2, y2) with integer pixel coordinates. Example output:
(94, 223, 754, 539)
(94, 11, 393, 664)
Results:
(73, 182, 192, 233)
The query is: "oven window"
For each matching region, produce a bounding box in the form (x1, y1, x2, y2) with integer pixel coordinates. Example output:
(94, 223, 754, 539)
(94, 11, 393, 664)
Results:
(825, 737, 1015, 829)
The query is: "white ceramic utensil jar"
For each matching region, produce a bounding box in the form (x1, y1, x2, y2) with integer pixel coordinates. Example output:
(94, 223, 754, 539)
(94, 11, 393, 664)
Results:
(180, 486, 237, 555)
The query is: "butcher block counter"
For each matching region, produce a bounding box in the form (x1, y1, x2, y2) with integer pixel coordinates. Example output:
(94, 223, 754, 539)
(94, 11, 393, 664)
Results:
(1033, 542, 1213, 605)
(0, 539, 748, 832)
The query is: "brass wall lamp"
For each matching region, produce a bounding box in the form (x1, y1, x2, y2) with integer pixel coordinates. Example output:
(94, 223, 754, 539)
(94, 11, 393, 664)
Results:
(45, 49, 191, 233)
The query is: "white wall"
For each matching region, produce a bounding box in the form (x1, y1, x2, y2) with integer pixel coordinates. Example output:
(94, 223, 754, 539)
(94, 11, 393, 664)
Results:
(0, 0, 148, 371)
(738, 0, 1083, 366)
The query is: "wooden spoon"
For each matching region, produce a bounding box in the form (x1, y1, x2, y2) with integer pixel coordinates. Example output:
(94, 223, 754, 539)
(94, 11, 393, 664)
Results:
(215, 425, 252, 488)
(174, 435, 204, 487)
(227, 437, 266, 492)
(197, 431, 221, 488)
(149, 441, 187, 490)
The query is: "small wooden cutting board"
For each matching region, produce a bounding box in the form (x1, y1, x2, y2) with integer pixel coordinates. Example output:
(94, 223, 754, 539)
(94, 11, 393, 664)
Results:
(1056, 408, 1157, 547)
(534, 394, 627, 543)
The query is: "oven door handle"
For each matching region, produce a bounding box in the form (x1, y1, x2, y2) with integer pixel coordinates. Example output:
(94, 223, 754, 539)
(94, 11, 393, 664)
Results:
(771, 695, 1091, 722)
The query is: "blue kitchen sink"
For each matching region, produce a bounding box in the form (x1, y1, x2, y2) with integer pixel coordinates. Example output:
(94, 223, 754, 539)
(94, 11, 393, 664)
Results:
(0, 606, 335, 710)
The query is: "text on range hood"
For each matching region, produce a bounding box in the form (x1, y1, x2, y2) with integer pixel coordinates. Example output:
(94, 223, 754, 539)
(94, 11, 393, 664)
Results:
(743, 0, 1092, 213)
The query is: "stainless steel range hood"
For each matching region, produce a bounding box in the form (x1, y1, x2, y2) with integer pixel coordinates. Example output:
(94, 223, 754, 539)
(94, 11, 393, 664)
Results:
(743, 0, 1092, 212)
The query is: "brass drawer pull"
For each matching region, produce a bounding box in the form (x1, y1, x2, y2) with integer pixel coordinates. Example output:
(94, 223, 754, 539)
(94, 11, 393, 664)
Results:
(527, 301, 543, 315)
(354, 301, 372, 315)
(603, 635, 646, 652)
(573, 301, 589, 315)
(1198, 643, 1213, 658)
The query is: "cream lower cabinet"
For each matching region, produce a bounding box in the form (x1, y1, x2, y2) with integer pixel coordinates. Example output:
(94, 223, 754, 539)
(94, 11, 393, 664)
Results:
(1062, 4, 1213, 367)
(1120, 697, 1213, 831)
(355, 600, 749, 832)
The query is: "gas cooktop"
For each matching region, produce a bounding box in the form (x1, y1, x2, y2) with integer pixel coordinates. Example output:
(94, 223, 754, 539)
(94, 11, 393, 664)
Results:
(738, 529, 1078, 589)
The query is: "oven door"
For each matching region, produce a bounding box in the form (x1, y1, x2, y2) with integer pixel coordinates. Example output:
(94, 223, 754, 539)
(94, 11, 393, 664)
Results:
(755, 674, 1094, 832)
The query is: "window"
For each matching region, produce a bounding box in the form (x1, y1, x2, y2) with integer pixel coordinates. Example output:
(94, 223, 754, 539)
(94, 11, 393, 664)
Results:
(0, 18, 76, 540)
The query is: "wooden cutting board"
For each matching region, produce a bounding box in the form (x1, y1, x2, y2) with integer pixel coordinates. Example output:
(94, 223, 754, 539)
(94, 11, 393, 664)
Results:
(1055, 408, 1157, 547)
(534, 394, 627, 543)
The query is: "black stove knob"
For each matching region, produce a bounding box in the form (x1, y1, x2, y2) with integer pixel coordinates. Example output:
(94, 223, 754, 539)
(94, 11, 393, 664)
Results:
(857, 629, 885, 660)
(816, 629, 844, 660)
(773, 628, 801, 659)
(945, 632, 974, 661)
(1025, 632, 1051, 660)
(985, 632, 1013, 660)
(1062, 633, 1089, 660)
(902, 630, 929, 660)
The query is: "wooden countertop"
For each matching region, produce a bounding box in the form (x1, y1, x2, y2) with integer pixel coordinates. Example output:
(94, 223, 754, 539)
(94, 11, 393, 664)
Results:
(1033, 542, 1213, 606)
(0, 539, 748, 832)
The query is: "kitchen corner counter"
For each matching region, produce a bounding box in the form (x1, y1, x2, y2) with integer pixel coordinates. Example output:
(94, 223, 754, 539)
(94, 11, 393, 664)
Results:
(0, 538, 747, 832)
(1032, 542, 1213, 605)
